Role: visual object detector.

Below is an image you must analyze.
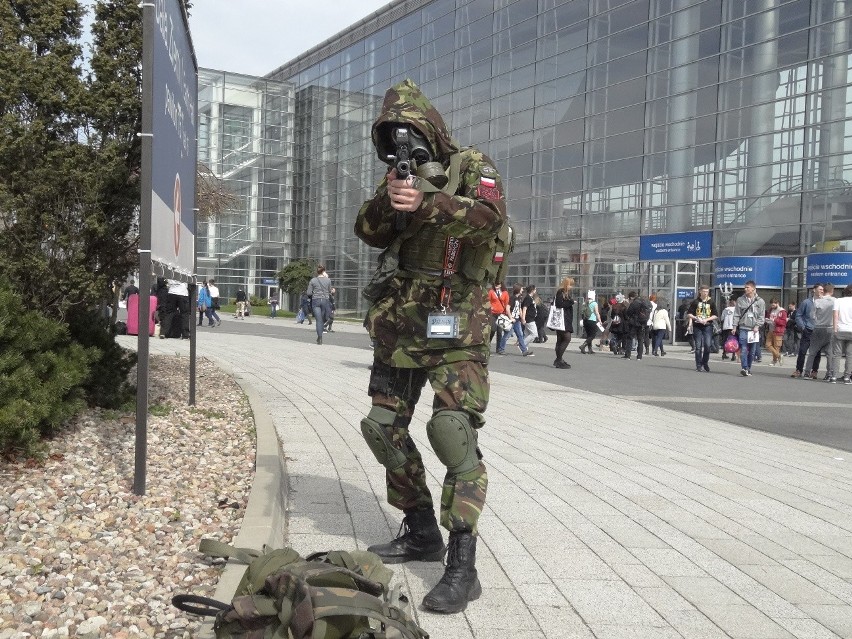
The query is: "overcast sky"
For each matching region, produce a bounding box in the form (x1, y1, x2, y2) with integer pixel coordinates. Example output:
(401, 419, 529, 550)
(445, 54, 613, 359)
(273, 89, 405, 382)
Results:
(187, 1, 395, 76)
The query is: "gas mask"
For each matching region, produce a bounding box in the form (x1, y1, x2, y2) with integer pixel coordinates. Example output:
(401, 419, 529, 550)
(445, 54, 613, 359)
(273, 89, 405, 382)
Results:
(379, 124, 448, 189)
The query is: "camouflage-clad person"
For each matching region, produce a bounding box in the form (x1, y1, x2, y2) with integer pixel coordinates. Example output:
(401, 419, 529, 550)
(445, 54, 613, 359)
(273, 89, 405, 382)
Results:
(355, 79, 507, 614)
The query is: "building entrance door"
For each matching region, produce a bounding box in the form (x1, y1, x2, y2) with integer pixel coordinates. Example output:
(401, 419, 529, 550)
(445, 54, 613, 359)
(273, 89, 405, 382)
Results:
(673, 261, 699, 344)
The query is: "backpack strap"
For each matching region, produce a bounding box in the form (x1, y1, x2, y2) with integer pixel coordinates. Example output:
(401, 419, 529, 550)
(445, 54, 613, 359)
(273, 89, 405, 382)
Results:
(300, 587, 429, 639)
(199, 538, 263, 565)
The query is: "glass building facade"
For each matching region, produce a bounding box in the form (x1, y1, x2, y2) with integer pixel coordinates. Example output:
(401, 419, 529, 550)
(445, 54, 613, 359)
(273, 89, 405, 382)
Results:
(255, 0, 851, 312)
(196, 69, 294, 302)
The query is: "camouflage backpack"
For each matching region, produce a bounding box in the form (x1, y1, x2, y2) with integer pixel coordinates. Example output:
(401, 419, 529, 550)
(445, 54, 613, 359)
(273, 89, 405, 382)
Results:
(173, 539, 429, 639)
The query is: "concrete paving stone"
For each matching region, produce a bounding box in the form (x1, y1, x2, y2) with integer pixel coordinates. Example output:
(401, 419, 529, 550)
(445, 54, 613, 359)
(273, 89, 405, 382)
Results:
(632, 548, 707, 577)
(635, 586, 697, 615)
(592, 515, 671, 549)
(528, 605, 596, 638)
(489, 554, 552, 585)
(537, 546, 620, 580)
(587, 624, 684, 639)
(810, 535, 852, 557)
(698, 604, 796, 639)
(697, 537, 778, 566)
(660, 609, 731, 639)
(740, 500, 852, 539)
(555, 579, 669, 627)
(286, 514, 354, 536)
(781, 560, 852, 605)
(472, 631, 547, 639)
(663, 576, 748, 607)
(750, 530, 836, 558)
(470, 550, 515, 590)
(463, 587, 541, 630)
(721, 581, 811, 619)
(611, 563, 668, 588)
(738, 534, 808, 561)
(774, 618, 844, 639)
(740, 565, 844, 605)
(514, 582, 569, 607)
(510, 521, 586, 550)
(414, 613, 475, 639)
(804, 554, 852, 580)
(584, 539, 645, 566)
(285, 533, 359, 555)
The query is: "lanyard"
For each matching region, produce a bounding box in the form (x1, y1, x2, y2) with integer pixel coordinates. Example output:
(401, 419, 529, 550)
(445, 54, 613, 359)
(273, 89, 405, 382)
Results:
(439, 236, 461, 311)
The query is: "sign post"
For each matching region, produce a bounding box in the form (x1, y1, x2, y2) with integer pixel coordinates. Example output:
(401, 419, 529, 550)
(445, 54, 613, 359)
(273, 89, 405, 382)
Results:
(135, 0, 198, 496)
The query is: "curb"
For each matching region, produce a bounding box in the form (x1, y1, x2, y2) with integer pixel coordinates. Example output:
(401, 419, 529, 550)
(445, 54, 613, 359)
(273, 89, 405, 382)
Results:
(198, 365, 288, 637)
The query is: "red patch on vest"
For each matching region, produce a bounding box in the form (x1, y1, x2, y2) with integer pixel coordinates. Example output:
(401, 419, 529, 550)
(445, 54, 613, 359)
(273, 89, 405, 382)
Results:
(477, 185, 501, 201)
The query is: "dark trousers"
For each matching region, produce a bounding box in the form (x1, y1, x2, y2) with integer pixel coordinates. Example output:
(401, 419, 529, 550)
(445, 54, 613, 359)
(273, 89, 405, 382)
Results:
(795, 328, 813, 373)
(693, 324, 714, 367)
(162, 293, 190, 338)
(627, 325, 648, 357)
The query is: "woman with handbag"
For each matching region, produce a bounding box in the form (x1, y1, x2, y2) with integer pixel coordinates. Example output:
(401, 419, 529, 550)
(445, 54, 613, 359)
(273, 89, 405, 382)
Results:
(488, 282, 511, 354)
(552, 277, 575, 369)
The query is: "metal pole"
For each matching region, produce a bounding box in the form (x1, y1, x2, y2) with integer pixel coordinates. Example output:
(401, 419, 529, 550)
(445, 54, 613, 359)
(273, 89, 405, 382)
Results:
(134, 0, 155, 496)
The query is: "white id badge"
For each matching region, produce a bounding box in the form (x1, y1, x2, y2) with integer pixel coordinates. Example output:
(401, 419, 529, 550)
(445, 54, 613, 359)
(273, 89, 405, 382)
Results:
(427, 313, 460, 339)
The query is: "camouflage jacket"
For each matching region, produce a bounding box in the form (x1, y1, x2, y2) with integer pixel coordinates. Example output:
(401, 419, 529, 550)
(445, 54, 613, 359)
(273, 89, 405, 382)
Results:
(355, 79, 507, 368)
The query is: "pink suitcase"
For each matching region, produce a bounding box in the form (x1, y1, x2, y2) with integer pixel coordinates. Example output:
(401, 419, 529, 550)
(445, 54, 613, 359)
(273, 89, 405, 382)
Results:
(126, 294, 157, 336)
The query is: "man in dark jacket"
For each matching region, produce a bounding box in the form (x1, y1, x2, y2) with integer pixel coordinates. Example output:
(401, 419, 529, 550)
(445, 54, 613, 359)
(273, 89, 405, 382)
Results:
(623, 292, 652, 360)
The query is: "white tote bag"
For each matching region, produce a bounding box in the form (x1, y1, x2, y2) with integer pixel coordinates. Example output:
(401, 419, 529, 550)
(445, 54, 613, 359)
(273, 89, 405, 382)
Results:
(546, 304, 565, 331)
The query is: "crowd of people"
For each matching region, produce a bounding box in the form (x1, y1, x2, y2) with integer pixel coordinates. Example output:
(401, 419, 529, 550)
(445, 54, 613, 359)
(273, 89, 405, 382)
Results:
(486, 278, 852, 382)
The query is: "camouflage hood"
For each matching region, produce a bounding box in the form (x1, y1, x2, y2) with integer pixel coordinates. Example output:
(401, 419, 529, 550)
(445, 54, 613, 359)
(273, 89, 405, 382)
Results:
(372, 79, 459, 166)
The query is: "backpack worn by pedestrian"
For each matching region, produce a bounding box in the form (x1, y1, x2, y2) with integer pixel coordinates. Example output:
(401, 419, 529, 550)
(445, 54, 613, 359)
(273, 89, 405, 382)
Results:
(173, 538, 429, 639)
(581, 303, 592, 321)
(629, 299, 653, 326)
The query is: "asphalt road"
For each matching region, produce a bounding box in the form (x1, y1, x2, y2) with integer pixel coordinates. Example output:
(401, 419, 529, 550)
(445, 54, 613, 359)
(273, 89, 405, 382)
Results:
(203, 318, 852, 453)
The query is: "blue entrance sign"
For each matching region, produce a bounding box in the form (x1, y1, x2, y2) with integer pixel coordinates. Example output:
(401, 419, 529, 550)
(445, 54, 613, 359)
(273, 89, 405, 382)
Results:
(806, 252, 852, 286)
(640, 231, 713, 261)
(714, 256, 784, 288)
(262, 278, 278, 286)
(676, 288, 695, 300)
(149, 0, 197, 276)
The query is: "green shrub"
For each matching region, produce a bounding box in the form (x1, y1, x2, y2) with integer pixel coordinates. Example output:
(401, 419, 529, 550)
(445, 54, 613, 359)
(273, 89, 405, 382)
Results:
(67, 309, 137, 409)
(0, 282, 92, 457)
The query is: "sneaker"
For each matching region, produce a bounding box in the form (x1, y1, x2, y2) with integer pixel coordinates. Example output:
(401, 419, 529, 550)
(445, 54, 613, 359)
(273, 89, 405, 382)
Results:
(803, 372, 812, 379)
(216, 319, 221, 326)
(697, 367, 703, 373)
(317, 336, 322, 345)
(746, 370, 752, 376)
(822, 372, 830, 381)
(703, 364, 710, 372)
(826, 377, 837, 384)
(523, 351, 535, 357)
(843, 376, 852, 385)
(741, 369, 749, 377)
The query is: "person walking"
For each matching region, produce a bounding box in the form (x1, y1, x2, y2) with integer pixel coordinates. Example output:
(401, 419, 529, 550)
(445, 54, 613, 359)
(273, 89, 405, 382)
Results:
(268, 295, 279, 318)
(783, 302, 798, 356)
(831, 284, 852, 384)
(791, 284, 820, 378)
(553, 277, 575, 368)
(498, 284, 534, 356)
(623, 292, 652, 360)
(804, 283, 835, 381)
(488, 282, 510, 353)
(735, 280, 765, 376)
(764, 298, 787, 366)
(719, 298, 737, 361)
(687, 285, 718, 372)
(197, 281, 214, 327)
(579, 290, 600, 354)
(354, 79, 507, 613)
(299, 290, 313, 324)
(307, 265, 333, 344)
(650, 301, 672, 356)
(234, 288, 248, 319)
(207, 279, 222, 326)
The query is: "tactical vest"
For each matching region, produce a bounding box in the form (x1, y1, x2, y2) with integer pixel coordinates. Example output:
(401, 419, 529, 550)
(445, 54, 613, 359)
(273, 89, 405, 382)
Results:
(397, 150, 514, 285)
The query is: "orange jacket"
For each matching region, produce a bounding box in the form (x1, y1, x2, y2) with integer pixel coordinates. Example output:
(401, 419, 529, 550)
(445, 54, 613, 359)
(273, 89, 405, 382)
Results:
(489, 288, 510, 315)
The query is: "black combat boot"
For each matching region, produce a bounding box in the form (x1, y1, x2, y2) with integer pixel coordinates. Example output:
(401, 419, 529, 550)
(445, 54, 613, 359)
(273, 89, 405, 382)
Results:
(421, 530, 482, 614)
(367, 509, 445, 564)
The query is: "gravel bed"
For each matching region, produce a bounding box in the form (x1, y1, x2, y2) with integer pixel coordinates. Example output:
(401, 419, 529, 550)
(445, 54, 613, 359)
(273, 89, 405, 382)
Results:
(0, 355, 256, 638)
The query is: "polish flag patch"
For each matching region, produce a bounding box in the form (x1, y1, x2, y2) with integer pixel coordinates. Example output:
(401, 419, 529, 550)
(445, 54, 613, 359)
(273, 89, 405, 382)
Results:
(477, 175, 500, 200)
(494, 251, 504, 263)
(480, 176, 496, 187)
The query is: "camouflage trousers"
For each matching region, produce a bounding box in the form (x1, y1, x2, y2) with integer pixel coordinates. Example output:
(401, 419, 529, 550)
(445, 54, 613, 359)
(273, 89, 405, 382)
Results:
(368, 359, 489, 533)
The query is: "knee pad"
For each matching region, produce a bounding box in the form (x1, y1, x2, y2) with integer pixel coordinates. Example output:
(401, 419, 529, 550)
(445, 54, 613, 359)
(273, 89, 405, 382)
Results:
(360, 406, 408, 471)
(426, 410, 480, 476)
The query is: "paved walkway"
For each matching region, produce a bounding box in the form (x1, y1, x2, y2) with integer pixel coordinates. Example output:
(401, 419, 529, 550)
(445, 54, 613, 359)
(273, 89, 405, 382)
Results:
(138, 318, 852, 639)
